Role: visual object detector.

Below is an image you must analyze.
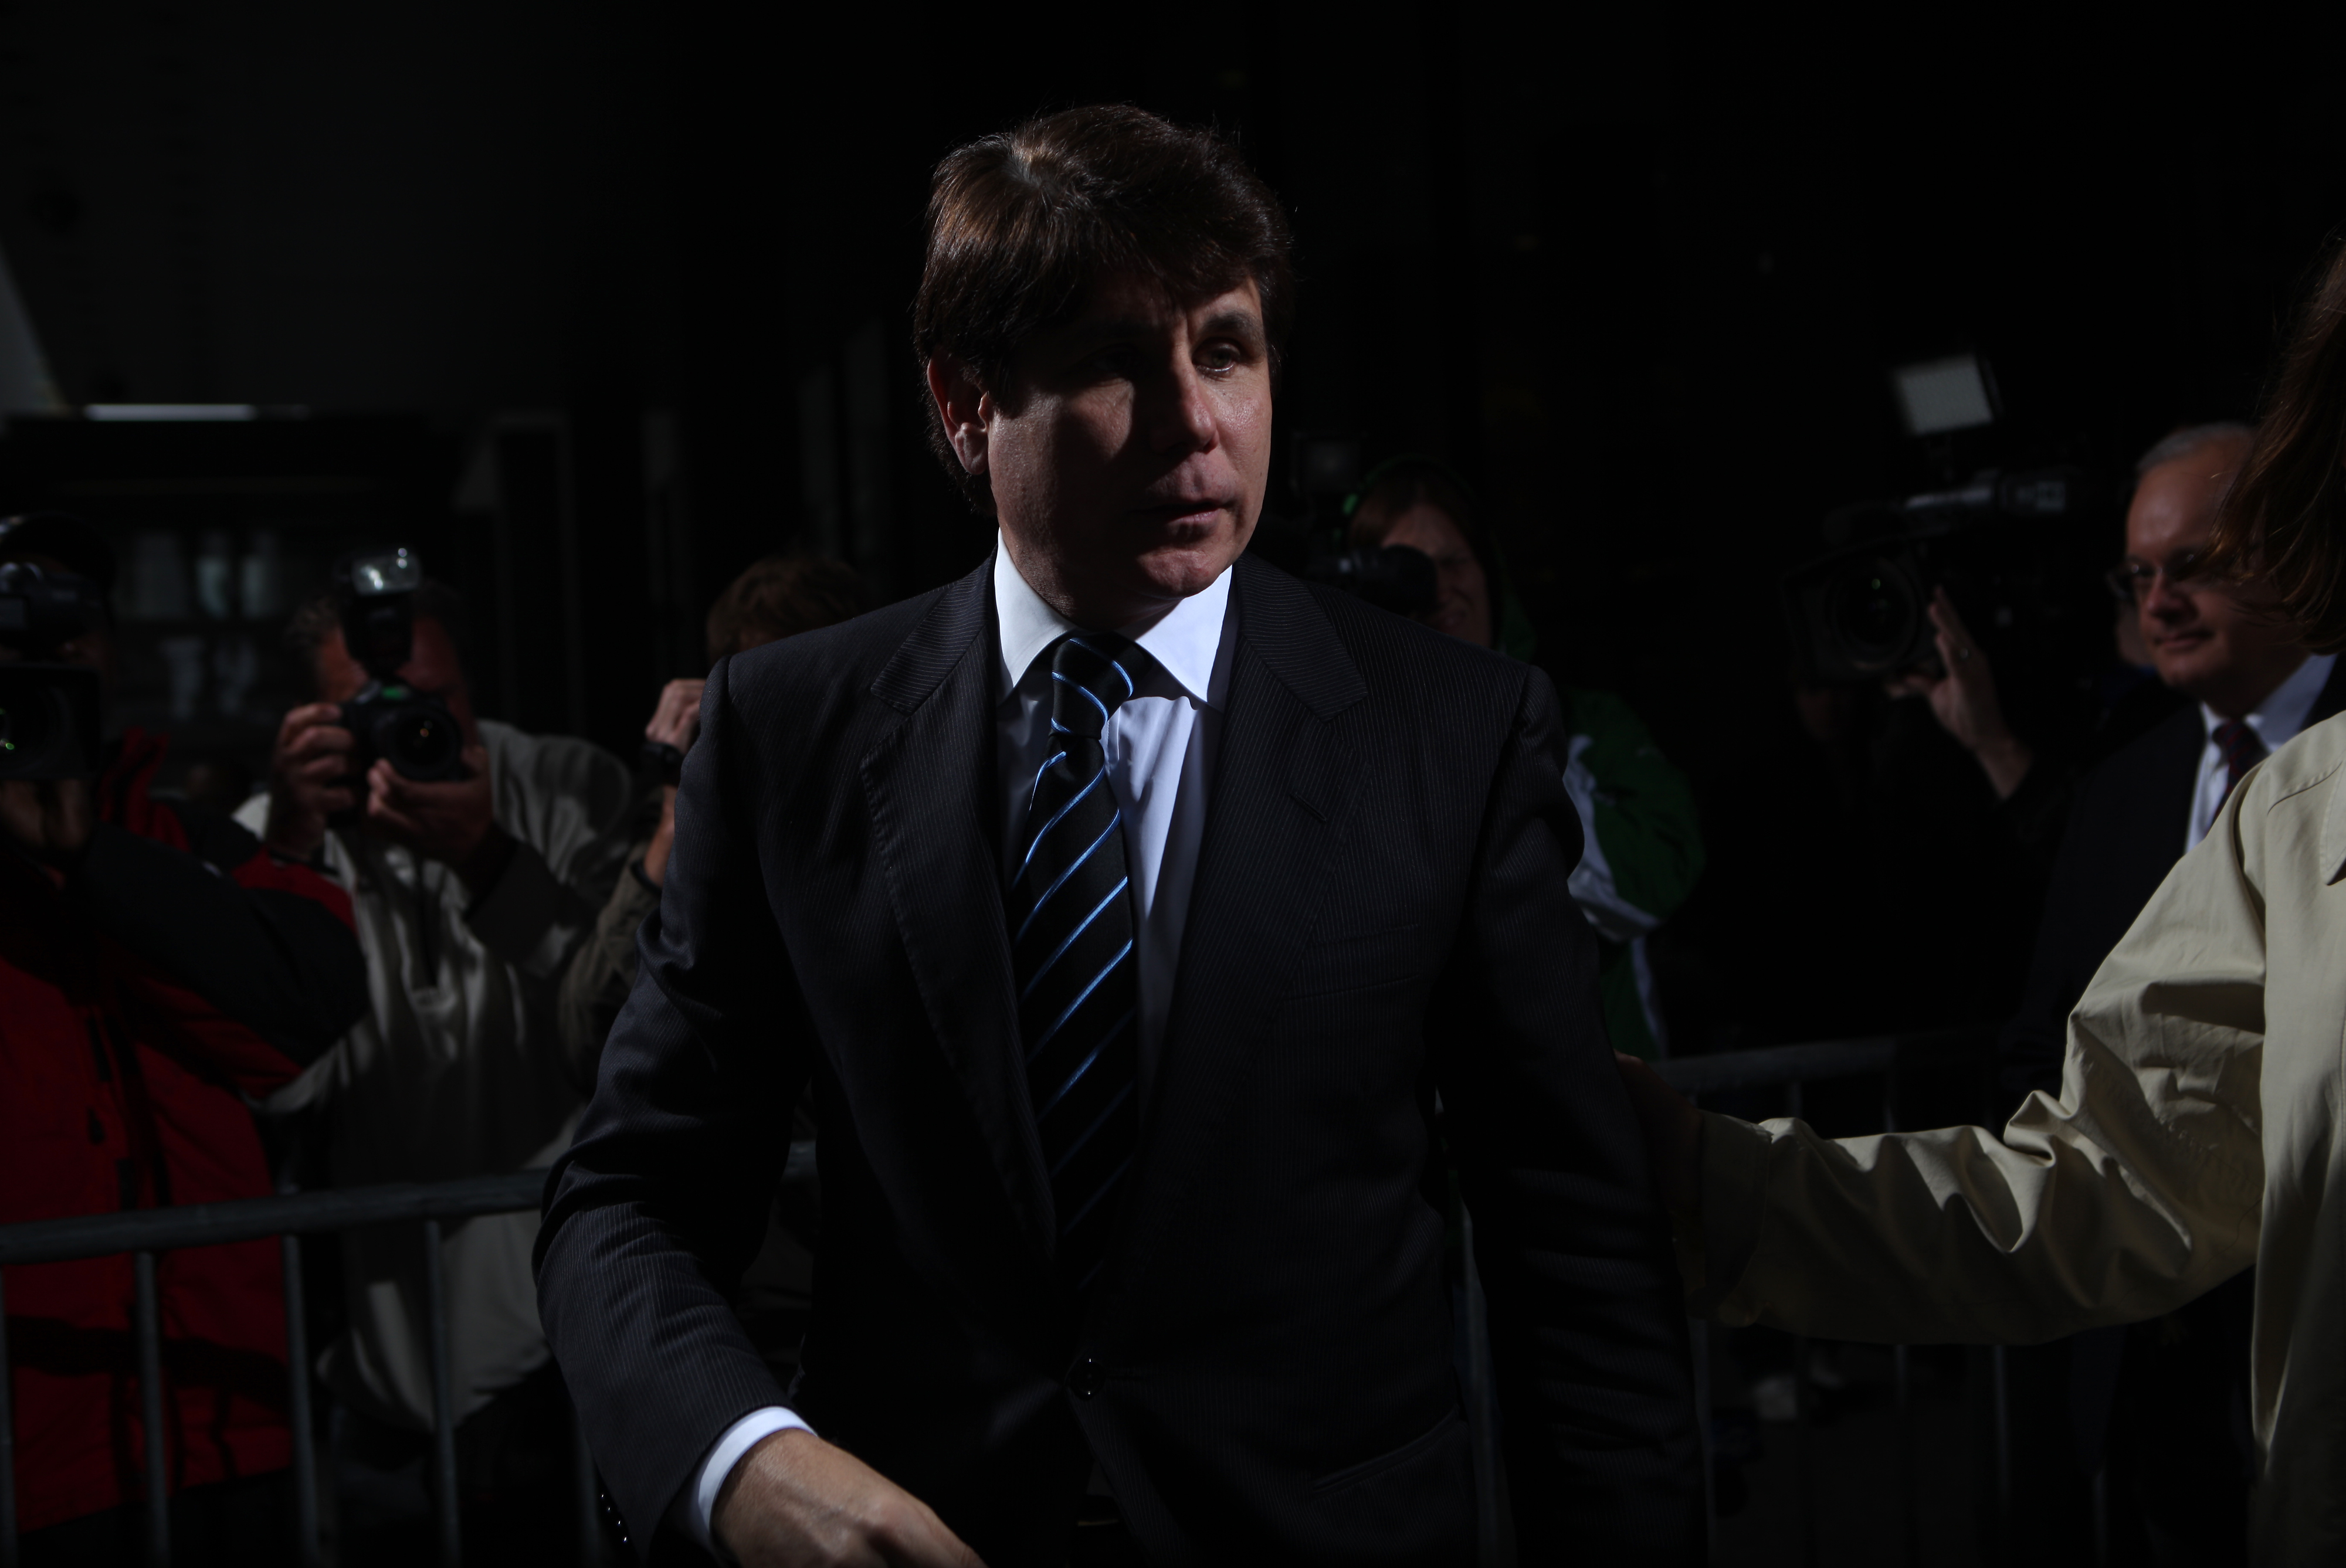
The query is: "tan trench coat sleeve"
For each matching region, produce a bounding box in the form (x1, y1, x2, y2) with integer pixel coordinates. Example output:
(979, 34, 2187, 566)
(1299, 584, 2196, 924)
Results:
(1692, 764, 2270, 1346)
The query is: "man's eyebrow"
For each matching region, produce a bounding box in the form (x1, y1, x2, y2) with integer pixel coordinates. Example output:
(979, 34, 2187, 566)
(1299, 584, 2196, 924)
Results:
(1055, 307, 1264, 351)
(1056, 318, 1157, 351)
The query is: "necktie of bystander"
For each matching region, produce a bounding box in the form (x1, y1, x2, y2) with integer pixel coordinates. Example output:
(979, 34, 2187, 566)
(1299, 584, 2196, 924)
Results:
(2212, 719, 2267, 815)
(1008, 633, 1143, 1294)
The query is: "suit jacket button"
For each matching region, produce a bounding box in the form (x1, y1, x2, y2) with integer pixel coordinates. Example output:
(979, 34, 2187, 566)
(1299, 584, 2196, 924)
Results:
(1069, 1357, 1106, 1399)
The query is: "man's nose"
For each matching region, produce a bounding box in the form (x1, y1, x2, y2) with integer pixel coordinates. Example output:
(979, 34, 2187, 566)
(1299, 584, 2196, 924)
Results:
(2144, 576, 2196, 619)
(1141, 359, 1218, 454)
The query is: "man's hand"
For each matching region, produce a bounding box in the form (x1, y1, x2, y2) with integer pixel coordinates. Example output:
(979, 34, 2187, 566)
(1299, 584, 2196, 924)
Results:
(647, 677, 706, 755)
(1613, 1052, 1701, 1220)
(265, 701, 357, 860)
(713, 1429, 986, 1568)
(641, 677, 705, 887)
(0, 776, 94, 870)
(364, 745, 512, 892)
(1883, 588, 2035, 800)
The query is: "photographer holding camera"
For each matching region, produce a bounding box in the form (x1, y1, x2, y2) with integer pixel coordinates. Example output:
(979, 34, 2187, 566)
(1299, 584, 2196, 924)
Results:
(1, 513, 369, 1560)
(242, 557, 633, 1562)
(558, 554, 866, 1081)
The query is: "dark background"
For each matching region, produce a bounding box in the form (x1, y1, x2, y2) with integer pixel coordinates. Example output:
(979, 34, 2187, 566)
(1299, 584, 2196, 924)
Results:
(2, 6, 2340, 1050)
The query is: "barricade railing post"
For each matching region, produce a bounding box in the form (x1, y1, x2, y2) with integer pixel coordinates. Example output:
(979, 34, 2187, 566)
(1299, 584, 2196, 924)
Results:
(567, 1379, 599, 1566)
(134, 1250, 171, 1567)
(282, 1234, 320, 1568)
(1684, 1088, 1716, 1564)
(422, 1219, 461, 1567)
(1777, 1085, 1820, 1566)
(1991, 1343, 2013, 1555)
(1458, 1205, 1504, 1567)
(1791, 1332, 1818, 1567)
(1883, 1055, 1919, 1567)
(1, 1265, 16, 1568)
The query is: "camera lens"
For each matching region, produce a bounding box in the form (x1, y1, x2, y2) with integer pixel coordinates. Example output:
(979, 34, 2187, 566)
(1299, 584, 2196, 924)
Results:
(0, 690, 56, 765)
(1828, 559, 1920, 666)
(386, 708, 459, 774)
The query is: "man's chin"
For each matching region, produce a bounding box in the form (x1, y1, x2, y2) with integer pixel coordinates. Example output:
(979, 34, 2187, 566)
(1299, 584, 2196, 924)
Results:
(1134, 535, 1243, 600)
(2155, 645, 2222, 696)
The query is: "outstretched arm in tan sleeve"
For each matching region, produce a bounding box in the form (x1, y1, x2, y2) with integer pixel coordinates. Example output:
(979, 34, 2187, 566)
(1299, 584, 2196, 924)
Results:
(1659, 795, 2268, 1346)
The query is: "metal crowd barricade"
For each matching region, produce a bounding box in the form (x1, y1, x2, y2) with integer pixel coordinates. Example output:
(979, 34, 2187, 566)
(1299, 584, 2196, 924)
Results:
(1, 1033, 2012, 1568)
(1651, 1029, 2001, 1567)
(0, 1141, 818, 1568)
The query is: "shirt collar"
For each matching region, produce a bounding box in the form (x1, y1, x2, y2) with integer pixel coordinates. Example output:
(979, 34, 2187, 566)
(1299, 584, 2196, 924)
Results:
(991, 535, 1233, 708)
(2202, 651, 2337, 751)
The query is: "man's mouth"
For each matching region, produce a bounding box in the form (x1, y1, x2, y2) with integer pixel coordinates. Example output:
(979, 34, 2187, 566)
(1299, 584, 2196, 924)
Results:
(1131, 498, 1230, 529)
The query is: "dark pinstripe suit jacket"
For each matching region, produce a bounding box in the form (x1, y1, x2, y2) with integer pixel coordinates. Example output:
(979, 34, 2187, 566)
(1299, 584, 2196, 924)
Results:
(535, 551, 1703, 1566)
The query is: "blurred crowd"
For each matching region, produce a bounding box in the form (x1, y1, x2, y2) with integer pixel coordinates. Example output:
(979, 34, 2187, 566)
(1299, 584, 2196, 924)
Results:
(0, 398, 2304, 1566)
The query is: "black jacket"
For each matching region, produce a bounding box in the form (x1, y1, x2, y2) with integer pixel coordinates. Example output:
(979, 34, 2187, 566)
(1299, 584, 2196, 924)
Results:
(1999, 660, 2346, 1099)
(535, 554, 1703, 1566)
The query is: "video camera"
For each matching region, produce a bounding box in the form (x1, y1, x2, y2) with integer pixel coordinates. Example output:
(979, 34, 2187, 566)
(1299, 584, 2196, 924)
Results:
(332, 547, 466, 800)
(0, 561, 106, 779)
(1782, 468, 2100, 684)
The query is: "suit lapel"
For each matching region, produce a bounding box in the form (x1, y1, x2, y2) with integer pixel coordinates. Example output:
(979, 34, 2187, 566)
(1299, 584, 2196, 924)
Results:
(1115, 558, 1369, 1279)
(859, 558, 1056, 1264)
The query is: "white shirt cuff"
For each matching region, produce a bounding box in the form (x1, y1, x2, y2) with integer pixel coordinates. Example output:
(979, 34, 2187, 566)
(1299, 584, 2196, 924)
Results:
(670, 1406, 815, 1553)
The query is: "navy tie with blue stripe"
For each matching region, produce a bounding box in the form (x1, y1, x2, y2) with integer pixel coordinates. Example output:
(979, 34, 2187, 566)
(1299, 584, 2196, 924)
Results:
(1009, 633, 1142, 1294)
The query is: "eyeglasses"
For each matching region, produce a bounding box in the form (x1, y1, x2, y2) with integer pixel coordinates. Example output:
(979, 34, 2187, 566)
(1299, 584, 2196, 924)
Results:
(2104, 549, 2208, 605)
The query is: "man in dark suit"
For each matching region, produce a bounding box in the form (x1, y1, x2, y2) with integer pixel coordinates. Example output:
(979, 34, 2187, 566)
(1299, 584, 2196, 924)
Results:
(2001, 422, 2339, 1087)
(1991, 423, 2334, 1563)
(534, 107, 1701, 1567)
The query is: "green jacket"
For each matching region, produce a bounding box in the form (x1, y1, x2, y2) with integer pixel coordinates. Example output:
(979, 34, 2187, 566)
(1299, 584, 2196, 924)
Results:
(1558, 688, 1704, 1058)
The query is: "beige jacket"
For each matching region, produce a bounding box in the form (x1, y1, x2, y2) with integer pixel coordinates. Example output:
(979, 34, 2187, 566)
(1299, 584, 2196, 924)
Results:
(1696, 707, 2346, 1561)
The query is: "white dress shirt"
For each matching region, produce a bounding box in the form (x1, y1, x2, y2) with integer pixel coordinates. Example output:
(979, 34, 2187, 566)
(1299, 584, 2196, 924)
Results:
(673, 541, 1235, 1550)
(2186, 652, 2335, 849)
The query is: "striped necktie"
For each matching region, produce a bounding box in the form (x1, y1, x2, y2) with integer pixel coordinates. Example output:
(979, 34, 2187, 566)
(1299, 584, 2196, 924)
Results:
(2212, 719, 2266, 813)
(1008, 633, 1141, 1294)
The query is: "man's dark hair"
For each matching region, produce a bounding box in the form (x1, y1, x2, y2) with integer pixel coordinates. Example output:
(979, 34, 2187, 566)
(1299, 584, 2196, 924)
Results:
(913, 104, 1295, 514)
(704, 554, 867, 664)
(285, 579, 469, 693)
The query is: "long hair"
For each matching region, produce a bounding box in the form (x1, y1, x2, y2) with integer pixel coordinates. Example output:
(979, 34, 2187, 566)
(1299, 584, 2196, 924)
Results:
(2208, 240, 2346, 651)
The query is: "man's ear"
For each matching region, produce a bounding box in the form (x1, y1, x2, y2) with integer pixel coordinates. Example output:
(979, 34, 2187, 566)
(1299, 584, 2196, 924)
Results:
(925, 355, 991, 477)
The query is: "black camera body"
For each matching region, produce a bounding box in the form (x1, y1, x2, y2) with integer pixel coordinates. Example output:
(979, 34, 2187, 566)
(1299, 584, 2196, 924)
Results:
(1782, 469, 2098, 684)
(332, 548, 466, 801)
(0, 561, 106, 780)
(1304, 544, 1437, 616)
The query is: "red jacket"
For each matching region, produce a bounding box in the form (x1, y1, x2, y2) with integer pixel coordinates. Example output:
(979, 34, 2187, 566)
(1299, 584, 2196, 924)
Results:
(1, 732, 367, 1532)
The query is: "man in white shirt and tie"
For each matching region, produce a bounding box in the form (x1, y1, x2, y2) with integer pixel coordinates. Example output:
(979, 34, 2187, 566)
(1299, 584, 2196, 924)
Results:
(536, 105, 1703, 1567)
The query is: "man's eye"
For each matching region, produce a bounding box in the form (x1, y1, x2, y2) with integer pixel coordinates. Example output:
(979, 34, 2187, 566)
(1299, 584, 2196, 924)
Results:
(1199, 345, 1242, 372)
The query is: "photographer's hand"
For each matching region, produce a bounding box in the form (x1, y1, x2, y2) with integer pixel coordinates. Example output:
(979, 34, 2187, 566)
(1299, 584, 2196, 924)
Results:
(0, 776, 94, 871)
(713, 1429, 986, 1568)
(365, 745, 514, 892)
(1884, 589, 2034, 800)
(641, 677, 705, 887)
(265, 702, 357, 861)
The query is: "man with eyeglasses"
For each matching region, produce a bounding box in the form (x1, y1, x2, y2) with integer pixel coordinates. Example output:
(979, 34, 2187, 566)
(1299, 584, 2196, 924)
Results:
(1977, 420, 2338, 1557)
(2025, 422, 2338, 1093)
